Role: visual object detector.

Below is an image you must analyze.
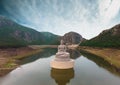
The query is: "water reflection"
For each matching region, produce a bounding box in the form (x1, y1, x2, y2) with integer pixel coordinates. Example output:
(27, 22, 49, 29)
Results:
(80, 51, 120, 77)
(51, 68, 74, 85)
(1, 48, 120, 85)
(20, 48, 57, 64)
(21, 48, 80, 64)
(67, 49, 81, 59)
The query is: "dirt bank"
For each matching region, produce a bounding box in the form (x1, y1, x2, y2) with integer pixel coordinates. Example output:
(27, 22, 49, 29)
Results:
(0, 46, 43, 76)
(78, 46, 120, 68)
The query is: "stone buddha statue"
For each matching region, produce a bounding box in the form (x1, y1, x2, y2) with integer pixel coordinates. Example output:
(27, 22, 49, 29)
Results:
(58, 40, 67, 52)
(50, 40, 74, 69)
(55, 40, 70, 61)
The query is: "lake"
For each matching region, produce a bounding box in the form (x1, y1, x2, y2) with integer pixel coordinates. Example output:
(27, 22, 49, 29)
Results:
(0, 48, 120, 85)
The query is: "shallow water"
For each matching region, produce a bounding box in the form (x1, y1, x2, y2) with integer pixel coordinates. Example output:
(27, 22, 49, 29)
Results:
(0, 48, 120, 85)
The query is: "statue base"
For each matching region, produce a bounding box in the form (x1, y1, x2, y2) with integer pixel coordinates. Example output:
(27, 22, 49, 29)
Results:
(50, 59, 74, 69)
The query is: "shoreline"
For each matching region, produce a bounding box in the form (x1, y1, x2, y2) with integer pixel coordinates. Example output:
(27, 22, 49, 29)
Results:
(0, 46, 44, 76)
(0, 45, 58, 76)
(1, 45, 120, 76)
(78, 46, 120, 68)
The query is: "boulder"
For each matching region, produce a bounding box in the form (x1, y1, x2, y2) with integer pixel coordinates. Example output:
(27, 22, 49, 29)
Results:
(62, 31, 82, 45)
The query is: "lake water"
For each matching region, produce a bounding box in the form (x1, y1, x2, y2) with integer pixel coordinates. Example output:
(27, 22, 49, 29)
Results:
(0, 48, 120, 85)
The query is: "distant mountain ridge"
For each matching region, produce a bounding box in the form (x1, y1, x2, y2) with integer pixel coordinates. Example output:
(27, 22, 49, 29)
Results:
(80, 24, 120, 47)
(0, 16, 61, 47)
(62, 31, 83, 45)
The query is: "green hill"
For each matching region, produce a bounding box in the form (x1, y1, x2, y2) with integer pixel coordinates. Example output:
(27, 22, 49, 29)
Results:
(80, 24, 120, 47)
(0, 16, 60, 47)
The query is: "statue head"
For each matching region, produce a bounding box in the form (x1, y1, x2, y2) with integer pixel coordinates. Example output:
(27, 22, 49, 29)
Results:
(60, 40, 64, 45)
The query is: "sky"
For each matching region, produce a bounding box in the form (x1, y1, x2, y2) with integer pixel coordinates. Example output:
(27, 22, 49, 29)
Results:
(0, 0, 120, 39)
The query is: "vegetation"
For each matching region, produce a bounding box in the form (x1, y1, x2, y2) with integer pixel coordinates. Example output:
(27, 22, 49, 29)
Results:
(80, 24, 120, 47)
(3, 59, 17, 68)
(0, 16, 60, 48)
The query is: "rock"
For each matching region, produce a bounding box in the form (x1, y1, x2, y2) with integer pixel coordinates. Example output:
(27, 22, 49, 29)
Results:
(62, 31, 82, 45)
(111, 24, 120, 36)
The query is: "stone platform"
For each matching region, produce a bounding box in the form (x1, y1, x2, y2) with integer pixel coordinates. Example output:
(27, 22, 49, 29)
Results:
(50, 59, 74, 69)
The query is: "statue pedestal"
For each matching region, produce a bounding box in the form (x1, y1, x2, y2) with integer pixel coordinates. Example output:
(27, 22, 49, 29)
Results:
(51, 59, 74, 69)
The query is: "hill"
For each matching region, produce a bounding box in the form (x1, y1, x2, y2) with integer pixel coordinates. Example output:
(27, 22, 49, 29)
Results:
(0, 16, 60, 47)
(62, 31, 83, 45)
(80, 24, 120, 47)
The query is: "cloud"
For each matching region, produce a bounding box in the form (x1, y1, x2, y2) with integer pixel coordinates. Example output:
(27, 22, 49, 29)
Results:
(1, 0, 120, 39)
(99, 0, 120, 24)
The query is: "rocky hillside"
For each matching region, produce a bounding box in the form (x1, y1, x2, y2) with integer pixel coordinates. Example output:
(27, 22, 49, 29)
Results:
(62, 31, 83, 44)
(0, 16, 60, 47)
(80, 24, 120, 47)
